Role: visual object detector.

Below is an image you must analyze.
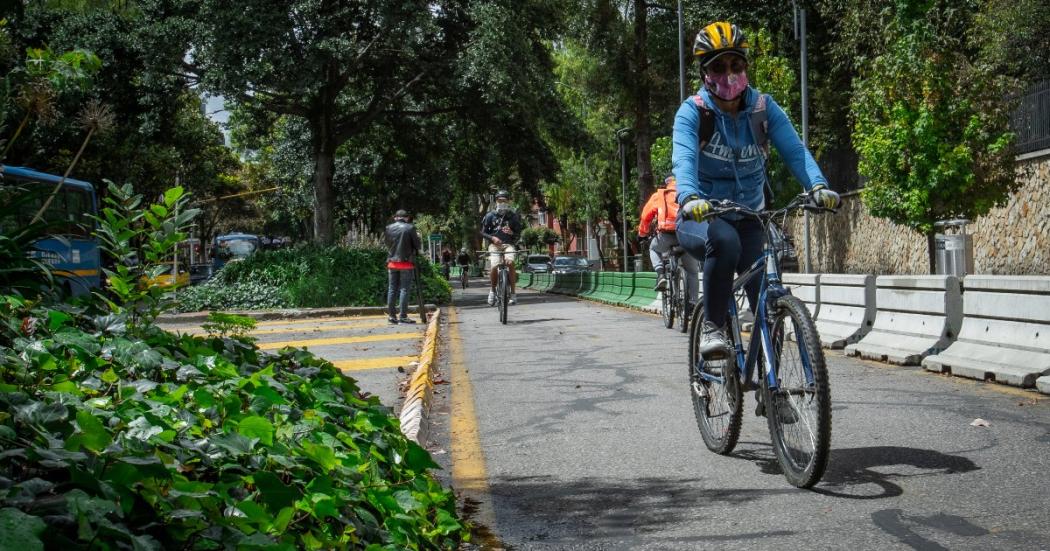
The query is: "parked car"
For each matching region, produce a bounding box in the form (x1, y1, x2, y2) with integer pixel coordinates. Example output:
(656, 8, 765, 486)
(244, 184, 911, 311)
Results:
(550, 256, 591, 274)
(524, 254, 551, 273)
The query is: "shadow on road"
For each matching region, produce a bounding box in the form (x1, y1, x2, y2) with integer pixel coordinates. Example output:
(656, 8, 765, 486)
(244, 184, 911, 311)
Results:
(487, 474, 799, 545)
(729, 444, 980, 500)
(815, 446, 980, 500)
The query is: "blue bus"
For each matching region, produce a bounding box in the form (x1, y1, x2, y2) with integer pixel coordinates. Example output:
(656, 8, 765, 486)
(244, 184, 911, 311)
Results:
(212, 232, 260, 273)
(1, 165, 101, 296)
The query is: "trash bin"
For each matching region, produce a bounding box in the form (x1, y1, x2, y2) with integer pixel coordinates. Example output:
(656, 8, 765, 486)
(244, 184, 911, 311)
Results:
(934, 219, 974, 276)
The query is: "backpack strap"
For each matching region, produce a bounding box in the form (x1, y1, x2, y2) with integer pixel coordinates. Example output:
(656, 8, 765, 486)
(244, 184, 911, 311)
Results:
(750, 93, 770, 159)
(691, 95, 716, 150)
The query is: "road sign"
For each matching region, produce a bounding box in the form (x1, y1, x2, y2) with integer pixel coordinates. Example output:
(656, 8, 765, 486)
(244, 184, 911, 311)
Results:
(429, 234, 443, 242)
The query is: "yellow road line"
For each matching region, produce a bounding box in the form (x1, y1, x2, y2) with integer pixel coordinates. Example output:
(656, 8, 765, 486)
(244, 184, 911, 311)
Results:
(254, 314, 388, 327)
(331, 355, 417, 372)
(246, 321, 391, 336)
(448, 306, 499, 540)
(166, 320, 395, 336)
(257, 332, 420, 350)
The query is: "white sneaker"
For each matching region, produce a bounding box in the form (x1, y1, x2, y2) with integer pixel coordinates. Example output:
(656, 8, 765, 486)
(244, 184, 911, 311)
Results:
(509, 294, 517, 305)
(487, 290, 495, 305)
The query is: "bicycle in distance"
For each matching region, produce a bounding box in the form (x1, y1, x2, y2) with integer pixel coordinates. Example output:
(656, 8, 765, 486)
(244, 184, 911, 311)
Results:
(661, 245, 692, 334)
(688, 191, 836, 488)
(459, 264, 470, 289)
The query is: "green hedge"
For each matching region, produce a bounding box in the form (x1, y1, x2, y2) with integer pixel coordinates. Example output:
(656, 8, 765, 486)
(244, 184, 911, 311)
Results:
(0, 298, 466, 549)
(175, 246, 451, 312)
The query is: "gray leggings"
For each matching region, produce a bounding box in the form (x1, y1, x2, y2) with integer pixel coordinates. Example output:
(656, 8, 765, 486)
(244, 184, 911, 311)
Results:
(649, 232, 700, 304)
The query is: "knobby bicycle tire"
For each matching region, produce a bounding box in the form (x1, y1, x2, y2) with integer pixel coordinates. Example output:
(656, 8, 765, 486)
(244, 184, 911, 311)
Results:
(676, 268, 689, 334)
(498, 268, 509, 325)
(688, 303, 743, 455)
(763, 295, 831, 488)
(662, 282, 675, 329)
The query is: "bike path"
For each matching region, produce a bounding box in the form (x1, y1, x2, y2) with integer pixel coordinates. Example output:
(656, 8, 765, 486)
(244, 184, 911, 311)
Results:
(440, 283, 1050, 550)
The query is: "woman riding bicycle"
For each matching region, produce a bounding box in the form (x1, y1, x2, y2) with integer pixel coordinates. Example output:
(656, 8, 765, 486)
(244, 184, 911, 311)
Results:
(673, 22, 840, 359)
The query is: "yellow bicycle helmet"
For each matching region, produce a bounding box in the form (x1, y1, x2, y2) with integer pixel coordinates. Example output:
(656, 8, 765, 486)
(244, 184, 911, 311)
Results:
(693, 21, 749, 66)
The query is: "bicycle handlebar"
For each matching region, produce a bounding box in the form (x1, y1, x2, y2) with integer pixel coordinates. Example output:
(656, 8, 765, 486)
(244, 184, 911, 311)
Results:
(699, 192, 837, 222)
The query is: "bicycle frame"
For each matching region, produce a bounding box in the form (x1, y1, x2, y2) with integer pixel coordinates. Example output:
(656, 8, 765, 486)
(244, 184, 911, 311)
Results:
(695, 198, 820, 395)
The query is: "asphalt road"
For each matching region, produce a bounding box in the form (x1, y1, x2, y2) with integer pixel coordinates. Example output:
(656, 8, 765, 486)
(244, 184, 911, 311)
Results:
(433, 279, 1050, 551)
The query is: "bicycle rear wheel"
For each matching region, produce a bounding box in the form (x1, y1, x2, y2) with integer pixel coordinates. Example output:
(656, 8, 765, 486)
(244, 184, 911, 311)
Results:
(498, 268, 509, 325)
(676, 269, 689, 334)
(661, 287, 675, 329)
(688, 303, 743, 455)
(763, 295, 831, 488)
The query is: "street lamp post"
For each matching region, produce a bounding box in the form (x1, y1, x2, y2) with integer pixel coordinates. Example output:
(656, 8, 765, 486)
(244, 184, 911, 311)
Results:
(616, 127, 631, 272)
(677, 0, 686, 101)
(794, 1, 812, 273)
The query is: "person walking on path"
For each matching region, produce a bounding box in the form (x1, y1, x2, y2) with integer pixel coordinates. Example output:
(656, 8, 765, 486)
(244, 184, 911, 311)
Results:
(384, 209, 422, 325)
(673, 21, 840, 358)
(639, 175, 699, 312)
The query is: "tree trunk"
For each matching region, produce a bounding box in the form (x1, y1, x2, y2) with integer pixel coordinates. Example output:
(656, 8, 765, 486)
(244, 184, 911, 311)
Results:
(632, 0, 654, 208)
(559, 214, 570, 253)
(311, 120, 337, 245)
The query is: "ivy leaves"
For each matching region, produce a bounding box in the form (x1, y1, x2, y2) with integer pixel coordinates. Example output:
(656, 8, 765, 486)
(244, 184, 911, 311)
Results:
(851, 6, 1021, 235)
(0, 299, 466, 549)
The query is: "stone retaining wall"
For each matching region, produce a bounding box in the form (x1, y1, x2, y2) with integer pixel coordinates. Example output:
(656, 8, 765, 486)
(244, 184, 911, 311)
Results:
(786, 152, 1050, 275)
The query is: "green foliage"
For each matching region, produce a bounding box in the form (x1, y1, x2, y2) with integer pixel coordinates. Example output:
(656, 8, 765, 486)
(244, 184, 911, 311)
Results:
(520, 226, 560, 252)
(21, 47, 101, 94)
(201, 311, 257, 339)
(175, 246, 451, 312)
(851, 10, 1020, 234)
(0, 296, 467, 549)
(91, 182, 200, 328)
(171, 280, 289, 313)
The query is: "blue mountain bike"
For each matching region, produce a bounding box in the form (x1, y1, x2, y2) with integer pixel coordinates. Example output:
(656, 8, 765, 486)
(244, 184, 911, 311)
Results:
(687, 193, 834, 488)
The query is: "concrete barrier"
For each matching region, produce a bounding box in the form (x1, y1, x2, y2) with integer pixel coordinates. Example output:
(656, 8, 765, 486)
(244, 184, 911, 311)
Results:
(579, 272, 598, 298)
(845, 275, 962, 365)
(923, 276, 1050, 388)
(783, 273, 820, 319)
(814, 274, 876, 349)
(626, 272, 661, 312)
(607, 273, 635, 306)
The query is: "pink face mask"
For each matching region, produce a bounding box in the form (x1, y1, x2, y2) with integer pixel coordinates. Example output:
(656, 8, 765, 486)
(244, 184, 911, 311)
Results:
(705, 71, 749, 101)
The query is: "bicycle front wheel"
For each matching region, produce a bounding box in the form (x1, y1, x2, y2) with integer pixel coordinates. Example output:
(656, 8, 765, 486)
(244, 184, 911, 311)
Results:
(498, 268, 509, 325)
(688, 303, 743, 455)
(763, 295, 831, 488)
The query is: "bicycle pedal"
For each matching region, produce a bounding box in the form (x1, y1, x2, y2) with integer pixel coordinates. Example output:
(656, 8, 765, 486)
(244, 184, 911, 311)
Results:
(691, 381, 709, 399)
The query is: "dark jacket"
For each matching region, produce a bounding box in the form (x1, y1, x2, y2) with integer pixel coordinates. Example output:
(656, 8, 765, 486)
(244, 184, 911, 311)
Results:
(480, 210, 523, 244)
(384, 221, 421, 264)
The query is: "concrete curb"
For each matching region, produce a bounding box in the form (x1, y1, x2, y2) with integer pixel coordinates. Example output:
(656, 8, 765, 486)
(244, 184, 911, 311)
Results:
(399, 308, 441, 445)
(159, 305, 439, 324)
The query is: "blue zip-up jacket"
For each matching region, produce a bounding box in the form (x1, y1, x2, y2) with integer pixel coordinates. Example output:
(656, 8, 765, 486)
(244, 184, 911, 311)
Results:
(672, 86, 828, 210)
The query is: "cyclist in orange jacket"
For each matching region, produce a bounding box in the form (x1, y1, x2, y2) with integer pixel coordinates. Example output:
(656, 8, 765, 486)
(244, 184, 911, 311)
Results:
(639, 175, 699, 306)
